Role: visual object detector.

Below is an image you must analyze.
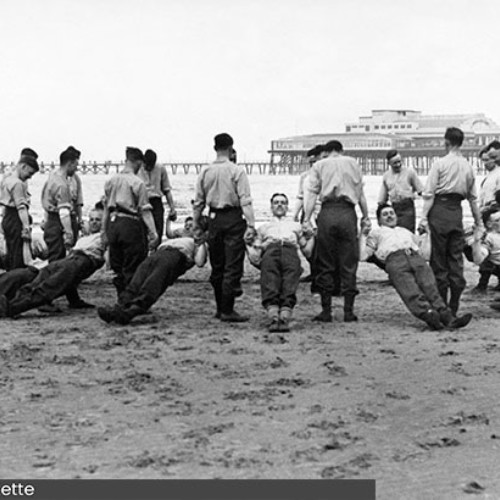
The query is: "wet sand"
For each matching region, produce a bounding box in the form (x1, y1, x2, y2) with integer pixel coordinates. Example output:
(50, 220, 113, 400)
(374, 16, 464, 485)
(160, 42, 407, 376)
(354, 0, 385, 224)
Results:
(1, 259, 499, 499)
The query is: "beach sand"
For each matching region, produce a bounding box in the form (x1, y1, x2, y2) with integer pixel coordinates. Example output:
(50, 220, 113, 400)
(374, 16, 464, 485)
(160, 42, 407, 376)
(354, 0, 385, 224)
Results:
(1, 257, 499, 499)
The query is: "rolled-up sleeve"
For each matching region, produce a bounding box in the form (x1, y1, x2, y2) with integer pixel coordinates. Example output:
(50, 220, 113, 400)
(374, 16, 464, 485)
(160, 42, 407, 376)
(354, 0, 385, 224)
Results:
(423, 164, 439, 200)
(160, 167, 172, 193)
(297, 174, 305, 200)
(307, 165, 321, 195)
(54, 184, 72, 211)
(137, 183, 153, 212)
(75, 175, 84, 206)
(11, 182, 30, 210)
(235, 168, 252, 207)
(193, 170, 207, 211)
(410, 169, 424, 194)
(466, 173, 478, 202)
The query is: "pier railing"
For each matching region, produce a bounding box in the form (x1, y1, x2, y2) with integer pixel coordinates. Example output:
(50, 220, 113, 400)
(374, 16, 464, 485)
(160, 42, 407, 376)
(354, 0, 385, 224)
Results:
(0, 158, 487, 176)
(0, 161, 273, 175)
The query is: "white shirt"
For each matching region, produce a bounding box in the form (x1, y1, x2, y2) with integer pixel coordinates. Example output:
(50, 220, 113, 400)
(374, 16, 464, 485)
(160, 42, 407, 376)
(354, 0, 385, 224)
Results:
(365, 225, 420, 262)
(480, 231, 500, 266)
(479, 167, 500, 211)
(255, 217, 304, 250)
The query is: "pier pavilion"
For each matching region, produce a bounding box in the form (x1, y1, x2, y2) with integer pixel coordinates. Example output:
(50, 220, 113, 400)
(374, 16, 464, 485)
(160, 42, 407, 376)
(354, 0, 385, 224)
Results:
(268, 110, 500, 175)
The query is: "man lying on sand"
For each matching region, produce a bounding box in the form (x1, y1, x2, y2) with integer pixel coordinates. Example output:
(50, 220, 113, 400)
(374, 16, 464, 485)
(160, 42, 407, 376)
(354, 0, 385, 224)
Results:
(97, 216, 208, 325)
(0, 206, 105, 318)
(359, 204, 472, 330)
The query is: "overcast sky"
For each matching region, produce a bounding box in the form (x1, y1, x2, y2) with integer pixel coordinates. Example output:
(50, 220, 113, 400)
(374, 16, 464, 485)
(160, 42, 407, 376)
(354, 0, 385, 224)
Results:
(1, 0, 500, 163)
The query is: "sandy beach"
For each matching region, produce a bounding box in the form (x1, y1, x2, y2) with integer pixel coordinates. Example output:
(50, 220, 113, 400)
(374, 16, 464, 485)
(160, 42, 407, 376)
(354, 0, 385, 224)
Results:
(1, 250, 499, 499)
(1, 172, 499, 499)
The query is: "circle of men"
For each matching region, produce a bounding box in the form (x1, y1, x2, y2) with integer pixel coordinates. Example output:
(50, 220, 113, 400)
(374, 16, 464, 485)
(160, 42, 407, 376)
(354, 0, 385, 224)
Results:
(1, 129, 499, 332)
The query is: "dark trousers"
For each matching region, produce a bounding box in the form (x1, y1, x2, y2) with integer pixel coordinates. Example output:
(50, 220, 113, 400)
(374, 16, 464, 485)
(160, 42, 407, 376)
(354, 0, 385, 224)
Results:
(0, 267, 39, 300)
(120, 247, 189, 313)
(2, 207, 25, 271)
(428, 197, 465, 307)
(44, 212, 79, 262)
(261, 243, 302, 310)
(207, 208, 246, 313)
(315, 201, 358, 297)
(6, 253, 97, 316)
(44, 212, 80, 303)
(392, 199, 416, 233)
(108, 216, 148, 298)
(149, 197, 165, 239)
(385, 250, 448, 320)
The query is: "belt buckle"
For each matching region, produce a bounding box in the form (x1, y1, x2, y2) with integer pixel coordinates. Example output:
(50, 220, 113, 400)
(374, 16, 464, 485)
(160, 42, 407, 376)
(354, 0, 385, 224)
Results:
(110, 213, 117, 222)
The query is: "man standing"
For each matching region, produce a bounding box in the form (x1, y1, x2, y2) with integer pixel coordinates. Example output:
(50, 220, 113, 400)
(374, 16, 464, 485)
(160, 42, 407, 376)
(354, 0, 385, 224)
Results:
(42, 146, 81, 261)
(304, 140, 370, 322)
(292, 145, 334, 290)
(419, 127, 482, 316)
(478, 141, 500, 212)
(138, 149, 177, 241)
(102, 147, 158, 300)
(292, 145, 325, 223)
(41, 146, 90, 309)
(193, 133, 256, 322)
(0, 152, 39, 270)
(378, 149, 423, 232)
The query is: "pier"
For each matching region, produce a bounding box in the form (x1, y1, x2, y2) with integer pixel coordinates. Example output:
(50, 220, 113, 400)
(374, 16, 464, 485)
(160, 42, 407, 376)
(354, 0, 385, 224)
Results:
(0, 156, 488, 176)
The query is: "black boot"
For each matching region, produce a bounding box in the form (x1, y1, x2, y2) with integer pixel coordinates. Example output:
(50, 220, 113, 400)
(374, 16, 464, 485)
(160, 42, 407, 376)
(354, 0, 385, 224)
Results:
(449, 288, 462, 316)
(114, 304, 143, 325)
(422, 309, 443, 330)
(343, 293, 358, 322)
(220, 295, 248, 322)
(97, 305, 118, 324)
(213, 285, 223, 319)
(438, 286, 448, 307)
(313, 294, 332, 322)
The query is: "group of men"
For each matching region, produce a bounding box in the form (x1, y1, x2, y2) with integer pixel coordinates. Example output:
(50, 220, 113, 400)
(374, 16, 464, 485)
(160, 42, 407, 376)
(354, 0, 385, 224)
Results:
(0, 145, 180, 319)
(288, 127, 497, 331)
(0, 128, 497, 332)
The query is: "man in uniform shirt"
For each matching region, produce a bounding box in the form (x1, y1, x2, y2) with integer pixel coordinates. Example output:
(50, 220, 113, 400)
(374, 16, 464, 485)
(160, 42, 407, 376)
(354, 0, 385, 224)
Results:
(304, 140, 370, 323)
(478, 141, 500, 212)
(293, 145, 325, 223)
(0, 152, 39, 270)
(41, 146, 82, 259)
(419, 127, 482, 316)
(102, 147, 158, 301)
(360, 204, 471, 330)
(292, 145, 335, 291)
(138, 149, 177, 241)
(97, 216, 208, 325)
(0, 206, 105, 318)
(193, 133, 256, 322)
(246, 193, 314, 333)
(41, 146, 89, 309)
(378, 149, 423, 232)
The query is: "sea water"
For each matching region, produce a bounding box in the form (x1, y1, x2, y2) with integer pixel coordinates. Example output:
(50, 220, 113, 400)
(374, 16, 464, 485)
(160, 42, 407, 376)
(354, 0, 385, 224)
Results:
(4, 171, 476, 228)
